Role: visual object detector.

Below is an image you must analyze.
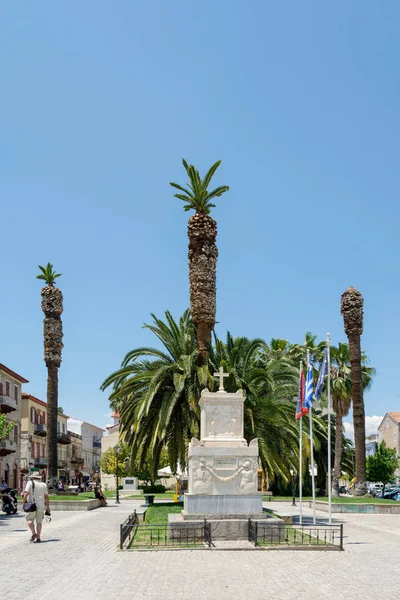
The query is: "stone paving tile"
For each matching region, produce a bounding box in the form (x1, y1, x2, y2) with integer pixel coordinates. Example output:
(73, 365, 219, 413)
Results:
(2, 499, 400, 599)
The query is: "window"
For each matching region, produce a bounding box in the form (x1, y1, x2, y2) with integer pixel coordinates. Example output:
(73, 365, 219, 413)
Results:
(57, 421, 60, 433)
(14, 385, 18, 404)
(5, 381, 10, 396)
(62, 423, 65, 433)
(0, 382, 3, 395)
(36, 442, 40, 458)
(31, 442, 35, 459)
(31, 407, 35, 423)
(394, 430, 397, 443)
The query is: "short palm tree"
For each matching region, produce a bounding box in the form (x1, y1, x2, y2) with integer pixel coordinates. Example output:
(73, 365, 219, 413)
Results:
(209, 333, 301, 482)
(340, 286, 367, 496)
(36, 263, 63, 488)
(170, 159, 229, 364)
(101, 310, 208, 476)
(330, 342, 375, 496)
(288, 332, 326, 366)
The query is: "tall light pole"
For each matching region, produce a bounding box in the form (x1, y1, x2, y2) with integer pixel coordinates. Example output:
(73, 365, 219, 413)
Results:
(114, 444, 121, 504)
(290, 468, 296, 506)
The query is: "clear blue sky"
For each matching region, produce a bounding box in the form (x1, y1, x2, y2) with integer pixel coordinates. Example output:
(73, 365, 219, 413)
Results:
(1, 1, 399, 430)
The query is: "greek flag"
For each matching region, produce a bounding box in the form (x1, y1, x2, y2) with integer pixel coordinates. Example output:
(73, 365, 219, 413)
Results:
(315, 348, 328, 401)
(304, 363, 314, 409)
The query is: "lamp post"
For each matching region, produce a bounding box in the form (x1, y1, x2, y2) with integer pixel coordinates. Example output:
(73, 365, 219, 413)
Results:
(290, 468, 296, 506)
(114, 445, 121, 504)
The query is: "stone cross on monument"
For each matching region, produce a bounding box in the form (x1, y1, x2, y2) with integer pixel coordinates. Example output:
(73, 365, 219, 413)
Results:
(214, 366, 229, 391)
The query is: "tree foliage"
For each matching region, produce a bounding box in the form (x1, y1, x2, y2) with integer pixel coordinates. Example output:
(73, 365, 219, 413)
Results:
(36, 262, 62, 286)
(170, 159, 229, 214)
(0, 414, 14, 441)
(100, 447, 129, 478)
(366, 441, 399, 493)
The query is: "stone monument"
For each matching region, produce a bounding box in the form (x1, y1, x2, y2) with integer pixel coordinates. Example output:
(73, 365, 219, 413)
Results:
(168, 370, 284, 541)
(183, 368, 263, 518)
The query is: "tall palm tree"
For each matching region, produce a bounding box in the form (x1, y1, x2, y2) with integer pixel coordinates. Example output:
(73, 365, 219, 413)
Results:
(340, 286, 367, 496)
(170, 159, 229, 364)
(330, 343, 375, 496)
(36, 263, 63, 488)
(101, 310, 207, 476)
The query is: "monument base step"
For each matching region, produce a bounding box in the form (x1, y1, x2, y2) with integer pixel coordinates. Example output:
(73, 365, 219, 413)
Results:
(168, 513, 283, 541)
(182, 511, 267, 520)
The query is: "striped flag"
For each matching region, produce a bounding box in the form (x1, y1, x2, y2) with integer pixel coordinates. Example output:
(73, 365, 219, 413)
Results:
(304, 363, 314, 409)
(295, 370, 307, 419)
(315, 348, 328, 401)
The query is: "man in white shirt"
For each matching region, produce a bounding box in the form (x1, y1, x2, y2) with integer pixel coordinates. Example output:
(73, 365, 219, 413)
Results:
(23, 472, 51, 543)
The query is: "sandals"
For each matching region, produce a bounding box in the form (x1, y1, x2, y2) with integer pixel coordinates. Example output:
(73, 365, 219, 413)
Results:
(36, 539, 41, 543)
(30, 534, 37, 542)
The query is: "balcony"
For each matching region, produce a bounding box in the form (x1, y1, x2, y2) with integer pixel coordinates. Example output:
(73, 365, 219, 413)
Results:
(0, 395, 17, 414)
(57, 459, 67, 469)
(34, 423, 47, 437)
(71, 456, 84, 465)
(34, 457, 48, 468)
(57, 432, 71, 445)
(0, 439, 17, 456)
(93, 437, 102, 449)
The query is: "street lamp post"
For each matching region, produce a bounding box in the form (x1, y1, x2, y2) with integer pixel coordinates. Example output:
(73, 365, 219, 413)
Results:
(290, 468, 296, 506)
(114, 445, 121, 504)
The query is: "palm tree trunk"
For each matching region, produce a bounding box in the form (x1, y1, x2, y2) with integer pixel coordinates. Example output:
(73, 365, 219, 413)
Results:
(46, 363, 59, 488)
(349, 334, 367, 496)
(196, 321, 212, 362)
(332, 410, 343, 497)
(188, 212, 217, 364)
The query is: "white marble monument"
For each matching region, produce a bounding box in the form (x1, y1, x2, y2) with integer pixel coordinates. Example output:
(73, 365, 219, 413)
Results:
(183, 368, 263, 517)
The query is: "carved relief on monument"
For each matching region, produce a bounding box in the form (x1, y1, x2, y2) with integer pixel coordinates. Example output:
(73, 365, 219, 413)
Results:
(237, 459, 258, 494)
(192, 458, 214, 494)
(206, 405, 242, 437)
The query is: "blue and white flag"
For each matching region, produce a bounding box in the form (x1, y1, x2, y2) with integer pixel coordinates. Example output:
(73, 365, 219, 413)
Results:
(304, 363, 314, 409)
(315, 348, 328, 401)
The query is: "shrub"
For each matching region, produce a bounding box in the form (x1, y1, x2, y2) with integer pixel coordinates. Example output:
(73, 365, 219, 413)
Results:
(138, 484, 166, 494)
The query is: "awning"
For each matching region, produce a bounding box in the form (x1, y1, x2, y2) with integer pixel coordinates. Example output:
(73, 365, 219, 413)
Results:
(157, 465, 187, 478)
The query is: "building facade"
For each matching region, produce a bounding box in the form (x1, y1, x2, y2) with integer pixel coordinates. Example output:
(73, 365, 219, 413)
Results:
(21, 394, 72, 483)
(67, 431, 84, 485)
(67, 419, 104, 481)
(100, 412, 120, 491)
(0, 363, 28, 492)
(377, 413, 400, 483)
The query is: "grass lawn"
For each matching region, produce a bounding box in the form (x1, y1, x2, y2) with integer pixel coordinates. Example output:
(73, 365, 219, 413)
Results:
(144, 502, 183, 523)
(256, 525, 337, 548)
(262, 495, 400, 504)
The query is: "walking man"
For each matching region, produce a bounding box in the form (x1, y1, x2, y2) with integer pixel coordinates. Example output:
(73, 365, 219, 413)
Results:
(23, 471, 51, 543)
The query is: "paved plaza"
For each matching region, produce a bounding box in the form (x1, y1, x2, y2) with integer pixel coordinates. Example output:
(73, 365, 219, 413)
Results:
(1, 499, 400, 599)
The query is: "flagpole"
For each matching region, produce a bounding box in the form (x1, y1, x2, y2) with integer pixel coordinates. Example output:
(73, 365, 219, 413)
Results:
(299, 361, 303, 525)
(327, 333, 332, 525)
(308, 350, 317, 525)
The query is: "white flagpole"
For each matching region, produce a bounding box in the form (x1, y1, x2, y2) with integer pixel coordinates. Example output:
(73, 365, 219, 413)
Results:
(299, 361, 303, 525)
(308, 350, 317, 525)
(327, 333, 332, 525)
